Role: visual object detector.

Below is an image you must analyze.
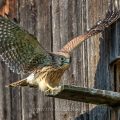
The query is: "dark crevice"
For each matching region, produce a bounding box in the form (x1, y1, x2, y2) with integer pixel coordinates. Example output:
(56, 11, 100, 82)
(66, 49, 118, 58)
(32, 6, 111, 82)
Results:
(114, 64, 117, 92)
(50, 2, 53, 52)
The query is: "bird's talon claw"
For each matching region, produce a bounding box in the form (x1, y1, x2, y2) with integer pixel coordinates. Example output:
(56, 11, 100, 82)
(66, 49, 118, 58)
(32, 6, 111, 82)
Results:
(45, 86, 61, 94)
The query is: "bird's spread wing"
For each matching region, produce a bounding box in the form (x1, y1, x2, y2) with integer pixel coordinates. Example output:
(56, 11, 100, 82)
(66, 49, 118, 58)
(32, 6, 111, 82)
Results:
(59, 6, 120, 53)
(0, 16, 52, 74)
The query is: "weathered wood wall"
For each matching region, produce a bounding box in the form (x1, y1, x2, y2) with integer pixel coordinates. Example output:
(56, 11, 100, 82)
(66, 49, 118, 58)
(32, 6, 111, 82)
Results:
(0, 0, 120, 120)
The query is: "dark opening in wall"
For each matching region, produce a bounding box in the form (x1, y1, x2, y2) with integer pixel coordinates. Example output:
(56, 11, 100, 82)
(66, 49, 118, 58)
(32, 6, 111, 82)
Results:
(110, 20, 120, 92)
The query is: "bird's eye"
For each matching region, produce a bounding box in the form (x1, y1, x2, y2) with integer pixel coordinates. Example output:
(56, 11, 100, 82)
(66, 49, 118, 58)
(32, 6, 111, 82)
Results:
(61, 57, 65, 61)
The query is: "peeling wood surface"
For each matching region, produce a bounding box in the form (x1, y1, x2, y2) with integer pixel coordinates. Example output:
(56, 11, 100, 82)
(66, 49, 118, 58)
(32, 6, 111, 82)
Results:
(0, 0, 120, 120)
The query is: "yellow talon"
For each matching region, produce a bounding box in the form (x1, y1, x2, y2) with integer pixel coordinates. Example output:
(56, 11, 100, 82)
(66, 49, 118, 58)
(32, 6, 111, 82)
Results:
(45, 84, 61, 94)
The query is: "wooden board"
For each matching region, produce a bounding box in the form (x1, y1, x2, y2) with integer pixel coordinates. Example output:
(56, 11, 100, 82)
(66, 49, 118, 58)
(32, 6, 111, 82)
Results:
(47, 85, 120, 106)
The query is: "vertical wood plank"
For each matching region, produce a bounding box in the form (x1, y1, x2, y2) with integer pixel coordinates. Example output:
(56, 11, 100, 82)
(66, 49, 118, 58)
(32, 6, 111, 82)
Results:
(0, 1, 22, 120)
(110, 1, 120, 119)
(18, 1, 38, 119)
(35, 0, 54, 120)
(18, 0, 54, 120)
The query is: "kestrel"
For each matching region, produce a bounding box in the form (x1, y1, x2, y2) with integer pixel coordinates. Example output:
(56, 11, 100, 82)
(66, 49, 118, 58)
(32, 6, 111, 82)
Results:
(0, 7, 119, 93)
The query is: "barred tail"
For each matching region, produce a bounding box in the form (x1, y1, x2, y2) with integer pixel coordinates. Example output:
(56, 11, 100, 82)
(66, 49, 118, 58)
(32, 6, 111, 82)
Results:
(6, 79, 28, 88)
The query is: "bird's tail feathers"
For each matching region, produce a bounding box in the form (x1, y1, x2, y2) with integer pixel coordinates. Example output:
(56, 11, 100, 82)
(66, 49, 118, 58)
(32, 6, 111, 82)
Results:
(6, 79, 28, 88)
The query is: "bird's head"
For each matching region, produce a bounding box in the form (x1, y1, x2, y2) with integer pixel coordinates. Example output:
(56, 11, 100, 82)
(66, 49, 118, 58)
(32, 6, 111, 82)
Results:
(49, 52, 71, 67)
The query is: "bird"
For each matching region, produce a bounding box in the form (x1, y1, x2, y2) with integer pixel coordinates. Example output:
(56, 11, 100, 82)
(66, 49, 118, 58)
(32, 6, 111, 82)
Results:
(0, 7, 120, 93)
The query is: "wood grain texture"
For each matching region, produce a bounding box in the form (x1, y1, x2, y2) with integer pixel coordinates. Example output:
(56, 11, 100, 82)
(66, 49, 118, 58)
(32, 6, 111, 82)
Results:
(47, 85, 120, 106)
(0, 0, 120, 120)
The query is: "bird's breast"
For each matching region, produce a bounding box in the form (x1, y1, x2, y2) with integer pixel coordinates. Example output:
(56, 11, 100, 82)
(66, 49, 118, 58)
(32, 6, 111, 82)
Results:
(27, 65, 70, 91)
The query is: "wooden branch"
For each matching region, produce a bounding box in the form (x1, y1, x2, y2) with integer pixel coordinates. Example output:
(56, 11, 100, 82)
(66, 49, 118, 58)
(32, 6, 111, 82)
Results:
(46, 85, 120, 107)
